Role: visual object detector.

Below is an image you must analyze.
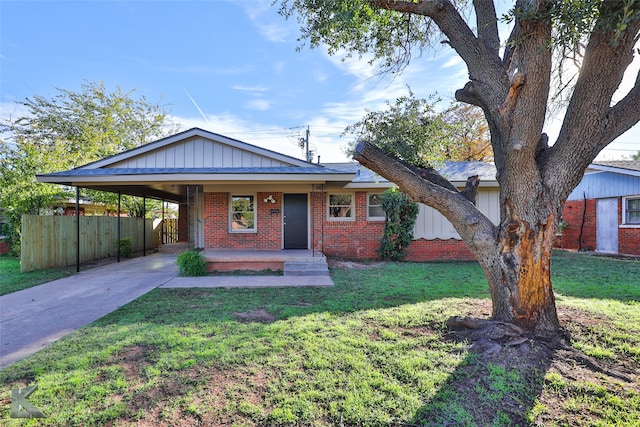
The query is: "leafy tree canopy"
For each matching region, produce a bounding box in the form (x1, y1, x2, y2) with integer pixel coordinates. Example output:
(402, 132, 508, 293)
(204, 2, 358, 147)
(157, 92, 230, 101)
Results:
(343, 90, 492, 166)
(0, 81, 178, 251)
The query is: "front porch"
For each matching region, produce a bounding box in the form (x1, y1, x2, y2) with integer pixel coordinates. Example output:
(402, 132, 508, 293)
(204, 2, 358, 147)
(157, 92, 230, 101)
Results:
(201, 249, 329, 276)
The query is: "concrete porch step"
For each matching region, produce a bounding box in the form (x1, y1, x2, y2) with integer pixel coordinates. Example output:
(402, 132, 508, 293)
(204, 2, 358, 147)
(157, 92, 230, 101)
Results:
(283, 260, 330, 276)
(159, 243, 194, 254)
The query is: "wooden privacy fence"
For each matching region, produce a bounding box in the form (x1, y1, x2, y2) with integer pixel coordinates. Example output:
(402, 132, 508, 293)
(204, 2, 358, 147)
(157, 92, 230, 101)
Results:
(21, 215, 160, 272)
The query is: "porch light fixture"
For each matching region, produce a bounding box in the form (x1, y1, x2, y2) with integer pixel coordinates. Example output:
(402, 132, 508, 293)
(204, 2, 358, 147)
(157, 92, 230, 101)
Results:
(264, 195, 276, 204)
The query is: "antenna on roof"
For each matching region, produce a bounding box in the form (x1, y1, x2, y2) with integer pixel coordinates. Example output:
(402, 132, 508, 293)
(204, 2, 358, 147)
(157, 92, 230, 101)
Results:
(184, 89, 209, 124)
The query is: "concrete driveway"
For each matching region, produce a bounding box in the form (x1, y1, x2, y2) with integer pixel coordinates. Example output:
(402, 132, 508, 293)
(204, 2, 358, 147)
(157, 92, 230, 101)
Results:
(0, 254, 178, 370)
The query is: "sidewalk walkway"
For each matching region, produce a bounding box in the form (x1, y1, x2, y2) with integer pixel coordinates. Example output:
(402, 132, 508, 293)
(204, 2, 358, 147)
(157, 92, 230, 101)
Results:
(0, 254, 178, 370)
(0, 254, 334, 370)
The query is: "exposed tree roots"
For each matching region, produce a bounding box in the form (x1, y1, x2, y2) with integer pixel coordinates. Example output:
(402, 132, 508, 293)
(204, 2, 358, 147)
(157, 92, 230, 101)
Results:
(445, 315, 636, 384)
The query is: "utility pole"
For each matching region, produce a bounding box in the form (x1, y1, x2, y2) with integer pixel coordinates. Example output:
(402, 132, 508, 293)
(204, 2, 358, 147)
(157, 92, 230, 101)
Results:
(299, 126, 313, 162)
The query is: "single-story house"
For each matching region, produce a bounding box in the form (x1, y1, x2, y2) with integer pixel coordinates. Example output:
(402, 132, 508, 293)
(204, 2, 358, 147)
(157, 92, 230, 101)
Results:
(557, 160, 640, 255)
(37, 127, 499, 261)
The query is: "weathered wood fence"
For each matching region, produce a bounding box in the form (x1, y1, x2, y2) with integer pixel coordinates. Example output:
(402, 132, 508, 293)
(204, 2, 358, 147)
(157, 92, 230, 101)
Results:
(21, 215, 160, 272)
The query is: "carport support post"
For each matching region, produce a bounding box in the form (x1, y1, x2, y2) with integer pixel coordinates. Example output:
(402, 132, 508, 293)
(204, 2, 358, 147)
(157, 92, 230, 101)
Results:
(143, 197, 146, 256)
(76, 186, 80, 272)
(117, 192, 121, 262)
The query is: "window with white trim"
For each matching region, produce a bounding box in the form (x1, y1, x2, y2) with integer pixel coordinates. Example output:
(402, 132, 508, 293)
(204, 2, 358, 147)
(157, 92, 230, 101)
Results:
(623, 196, 640, 225)
(230, 195, 255, 232)
(327, 193, 354, 220)
(367, 193, 385, 220)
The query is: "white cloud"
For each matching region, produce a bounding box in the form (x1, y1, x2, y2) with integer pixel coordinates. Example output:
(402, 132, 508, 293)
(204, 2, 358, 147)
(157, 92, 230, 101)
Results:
(313, 69, 328, 83)
(272, 61, 286, 75)
(233, 0, 293, 44)
(171, 111, 351, 163)
(231, 85, 269, 92)
(245, 99, 271, 111)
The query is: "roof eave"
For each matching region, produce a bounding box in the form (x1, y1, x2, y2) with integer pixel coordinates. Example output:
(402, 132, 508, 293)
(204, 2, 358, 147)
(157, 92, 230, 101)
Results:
(37, 172, 356, 185)
(588, 164, 640, 177)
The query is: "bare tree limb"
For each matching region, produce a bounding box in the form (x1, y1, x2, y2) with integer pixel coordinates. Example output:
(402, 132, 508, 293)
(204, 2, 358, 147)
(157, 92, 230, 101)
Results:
(548, 14, 640, 200)
(353, 141, 497, 257)
(463, 175, 480, 204)
(604, 67, 640, 145)
(368, 0, 508, 109)
(473, 0, 500, 54)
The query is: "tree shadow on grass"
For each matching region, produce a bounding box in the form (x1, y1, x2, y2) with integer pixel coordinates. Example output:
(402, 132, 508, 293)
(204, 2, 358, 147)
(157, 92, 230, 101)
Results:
(408, 332, 553, 426)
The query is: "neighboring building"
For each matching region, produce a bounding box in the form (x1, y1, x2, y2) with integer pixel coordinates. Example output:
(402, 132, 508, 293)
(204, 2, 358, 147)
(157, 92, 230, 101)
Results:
(37, 128, 499, 261)
(557, 161, 640, 255)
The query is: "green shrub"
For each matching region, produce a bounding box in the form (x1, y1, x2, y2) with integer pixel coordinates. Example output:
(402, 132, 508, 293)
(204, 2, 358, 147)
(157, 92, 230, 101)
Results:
(176, 250, 207, 276)
(379, 188, 419, 261)
(119, 237, 132, 258)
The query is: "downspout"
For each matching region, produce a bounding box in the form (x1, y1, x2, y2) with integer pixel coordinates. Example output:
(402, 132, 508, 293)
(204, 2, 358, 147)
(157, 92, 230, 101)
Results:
(579, 191, 587, 251)
(321, 184, 325, 256)
(311, 185, 315, 256)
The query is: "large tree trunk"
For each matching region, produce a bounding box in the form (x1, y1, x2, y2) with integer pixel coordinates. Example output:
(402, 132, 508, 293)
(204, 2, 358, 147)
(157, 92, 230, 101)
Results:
(354, 141, 561, 336)
(348, 0, 640, 337)
(480, 205, 560, 335)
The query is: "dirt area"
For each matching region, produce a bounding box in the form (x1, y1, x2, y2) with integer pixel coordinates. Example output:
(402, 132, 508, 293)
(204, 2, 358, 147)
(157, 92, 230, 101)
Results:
(107, 299, 639, 426)
(232, 309, 276, 324)
(328, 258, 384, 269)
(425, 300, 640, 425)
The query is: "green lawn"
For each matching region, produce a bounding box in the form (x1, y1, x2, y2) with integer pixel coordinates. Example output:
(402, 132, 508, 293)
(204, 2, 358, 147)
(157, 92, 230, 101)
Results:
(0, 251, 639, 426)
(0, 256, 74, 296)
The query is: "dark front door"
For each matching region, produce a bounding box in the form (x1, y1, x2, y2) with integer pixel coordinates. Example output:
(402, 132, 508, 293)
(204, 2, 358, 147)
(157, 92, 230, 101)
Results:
(283, 193, 308, 249)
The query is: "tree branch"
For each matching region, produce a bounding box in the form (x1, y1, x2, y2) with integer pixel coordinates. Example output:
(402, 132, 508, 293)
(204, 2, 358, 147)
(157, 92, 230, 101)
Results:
(368, 0, 508, 109)
(473, 0, 500, 54)
(604, 67, 640, 144)
(548, 13, 640, 199)
(353, 141, 497, 256)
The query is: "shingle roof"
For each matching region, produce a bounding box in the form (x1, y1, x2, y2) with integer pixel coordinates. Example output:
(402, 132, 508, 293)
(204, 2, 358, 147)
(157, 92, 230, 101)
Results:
(40, 166, 349, 177)
(322, 161, 497, 183)
(592, 160, 640, 173)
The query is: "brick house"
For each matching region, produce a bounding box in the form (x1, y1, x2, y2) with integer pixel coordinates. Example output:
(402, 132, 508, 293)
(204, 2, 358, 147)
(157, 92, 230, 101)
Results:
(38, 128, 499, 261)
(556, 161, 640, 255)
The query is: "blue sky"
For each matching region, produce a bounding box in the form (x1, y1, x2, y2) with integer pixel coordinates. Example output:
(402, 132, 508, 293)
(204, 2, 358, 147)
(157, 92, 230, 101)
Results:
(1, 0, 638, 163)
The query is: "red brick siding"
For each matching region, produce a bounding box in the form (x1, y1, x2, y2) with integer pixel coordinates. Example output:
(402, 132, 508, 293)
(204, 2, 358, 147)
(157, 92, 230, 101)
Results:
(406, 239, 475, 261)
(0, 241, 9, 255)
(315, 192, 385, 259)
(619, 227, 640, 255)
(555, 199, 596, 251)
(178, 204, 189, 242)
(619, 198, 640, 255)
(202, 190, 478, 261)
(203, 192, 282, 250)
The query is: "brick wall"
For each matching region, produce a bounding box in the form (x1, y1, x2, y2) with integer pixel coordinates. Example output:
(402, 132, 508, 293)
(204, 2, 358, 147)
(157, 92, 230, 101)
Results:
(619, 227, 640, 255)
(178, 204, 189, 242)
(0, 241, 9, 255)
(555, 199, 596, 251)
(202, 190, 478, 261)
(406, 238, 475, 261)
(203, 192, 282, 250)
(314, 191, 385, 259)
(618, 198, 640, 255)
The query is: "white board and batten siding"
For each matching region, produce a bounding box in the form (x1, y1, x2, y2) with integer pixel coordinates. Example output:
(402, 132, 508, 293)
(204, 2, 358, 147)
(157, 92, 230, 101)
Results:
(413, 188, 501, 240)
(108, 136, 291, 169)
